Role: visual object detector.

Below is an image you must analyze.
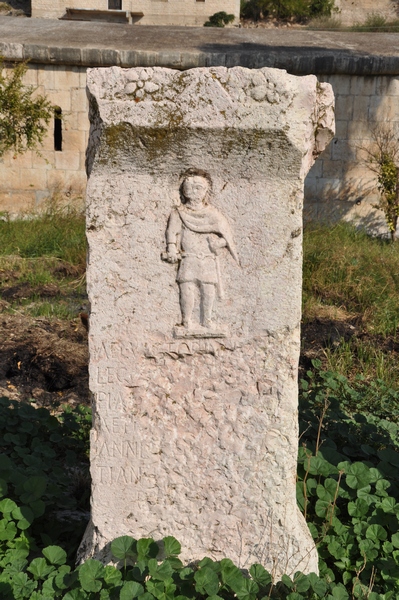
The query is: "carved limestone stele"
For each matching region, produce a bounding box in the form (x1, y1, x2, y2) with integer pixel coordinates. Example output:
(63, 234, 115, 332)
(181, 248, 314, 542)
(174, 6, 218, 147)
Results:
(79, 65, 334, 577)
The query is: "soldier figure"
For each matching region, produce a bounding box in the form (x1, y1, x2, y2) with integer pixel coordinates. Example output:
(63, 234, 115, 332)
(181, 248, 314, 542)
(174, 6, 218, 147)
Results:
(162, 169, 239, 336)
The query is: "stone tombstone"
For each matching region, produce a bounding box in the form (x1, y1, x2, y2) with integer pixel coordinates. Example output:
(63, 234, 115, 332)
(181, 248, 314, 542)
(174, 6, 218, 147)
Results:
(80, 65, 334, 577)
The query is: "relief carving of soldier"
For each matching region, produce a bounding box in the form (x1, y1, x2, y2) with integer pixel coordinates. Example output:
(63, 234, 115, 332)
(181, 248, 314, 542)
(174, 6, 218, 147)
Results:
(162, 169, 239, 338)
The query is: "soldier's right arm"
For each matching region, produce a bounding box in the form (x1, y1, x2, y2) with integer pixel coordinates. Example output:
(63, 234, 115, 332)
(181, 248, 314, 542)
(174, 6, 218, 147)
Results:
(164, 209, 181, 263)
(166, 208, 181, 246)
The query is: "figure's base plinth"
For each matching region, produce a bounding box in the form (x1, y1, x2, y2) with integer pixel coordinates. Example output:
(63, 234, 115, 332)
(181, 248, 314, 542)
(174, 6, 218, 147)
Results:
(173, 324, 228, 339)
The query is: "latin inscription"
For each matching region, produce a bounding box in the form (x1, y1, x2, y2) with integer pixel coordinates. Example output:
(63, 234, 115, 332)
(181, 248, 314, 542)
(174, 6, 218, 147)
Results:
(95, 366, 146, 386)
(91, 341, 137, 361)
(97, 465, 140, 484)
(98, 439, 141, 458)
(144, 338, 235, 359)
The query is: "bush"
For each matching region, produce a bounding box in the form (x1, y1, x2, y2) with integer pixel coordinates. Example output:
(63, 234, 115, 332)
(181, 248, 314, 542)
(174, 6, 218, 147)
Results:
(0, 58, 54, 157)
(240, 0, 335, 22)
(204, 11, 235, 26)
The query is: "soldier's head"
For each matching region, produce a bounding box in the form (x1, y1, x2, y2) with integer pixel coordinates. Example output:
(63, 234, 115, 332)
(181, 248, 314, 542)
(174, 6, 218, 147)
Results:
(180, 169, 212, 208)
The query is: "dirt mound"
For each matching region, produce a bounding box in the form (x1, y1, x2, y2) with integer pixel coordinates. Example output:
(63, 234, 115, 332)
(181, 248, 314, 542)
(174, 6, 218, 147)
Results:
(0, 314, 89, 408)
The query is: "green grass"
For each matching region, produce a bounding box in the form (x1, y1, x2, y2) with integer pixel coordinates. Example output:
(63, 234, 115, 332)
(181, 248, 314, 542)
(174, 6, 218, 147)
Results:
(350, 13, 399, 32)
(0, 204, 87, 320)
(306, 13, 399, 31)
(0, 203, 86, 266)
(303, 222, 399, 388)
(303, 222, 399, 336)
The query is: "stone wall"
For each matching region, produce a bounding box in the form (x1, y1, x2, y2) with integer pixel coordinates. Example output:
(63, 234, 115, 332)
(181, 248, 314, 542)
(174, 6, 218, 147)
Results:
(0, 63, 88, 214)
(305, 74, 399, 233)
(335, 0, 398, 26)
(31, 0, 241, 27)
(2, 21, 399, 232)
(3, 63, 398, 234)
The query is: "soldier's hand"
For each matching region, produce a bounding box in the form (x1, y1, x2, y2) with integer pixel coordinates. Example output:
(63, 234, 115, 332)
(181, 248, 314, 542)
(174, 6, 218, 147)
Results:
(208, 236, 227, 255)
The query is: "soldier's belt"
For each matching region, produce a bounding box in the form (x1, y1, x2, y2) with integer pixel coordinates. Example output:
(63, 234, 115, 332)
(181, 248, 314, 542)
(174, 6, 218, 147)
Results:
(181, 252, 215, 260)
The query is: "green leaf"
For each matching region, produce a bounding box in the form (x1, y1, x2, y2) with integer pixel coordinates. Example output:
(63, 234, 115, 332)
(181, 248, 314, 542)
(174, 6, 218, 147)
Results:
(27, 557, 55, 580)
(0, 518, 17, 541)
(379, 497, 399, 513)
(0, 478, 8, 498)
(11, 572, 37, 598)
(235, 579, 259, 600)
(21, 476, 47, 503)
(194, 567, 220, 596)
(366, 524, 388, 542)
(376, 479, 391, 496)
(137, 538, 159, 561)
(103, 565, 122, 587)
(347, 498, 369, 518)
(308, 455, 335, 477)
(220, 559, 245, 591)
(327, 540, 346, 560)
(29, 500, 45, 518)
(111, 536, 137, 560)
(78, 559, 105, 592)
(315, 499, 334, 519)
(293, 573, 310, 593)
(281, 574, 294, 589)
(345, 463, 372, 490)
(0, 498, 17, 517)
(199, 557, 220, 572)
(12, 505, 34, 530)
(316, 478, 338, 502)
(42, 546, 67, 566)
(249, 563, 271, 587)
(120, 581, 144, 599)
(378, 448, 399, 467)
(308, 572, 327, 597)
(392, 532, 399, 548)
(328, 583, 349, 599)
(63, 590, 88, 600)
(148, 559, 174, 581)
(163, 536, 181, 557)
(179, 568, 194, 581)
(138, 594, 156, 600)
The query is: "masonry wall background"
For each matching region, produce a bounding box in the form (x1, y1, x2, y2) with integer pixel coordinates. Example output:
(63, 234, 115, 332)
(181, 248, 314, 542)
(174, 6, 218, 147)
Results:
(305, 74, 399, 233)
(0, 64, 88, 214)
(2, 63, 399, 235)
(32, 0, 241, 27)
(335, 0, 398, 25)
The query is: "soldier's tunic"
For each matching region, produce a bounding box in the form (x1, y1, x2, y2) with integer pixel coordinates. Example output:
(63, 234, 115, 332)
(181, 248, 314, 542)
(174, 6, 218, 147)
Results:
(166, 204, 238, 286)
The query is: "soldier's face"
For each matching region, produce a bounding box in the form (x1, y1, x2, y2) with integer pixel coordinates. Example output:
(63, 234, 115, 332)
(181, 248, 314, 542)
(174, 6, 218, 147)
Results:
(183, 176, 208, 206)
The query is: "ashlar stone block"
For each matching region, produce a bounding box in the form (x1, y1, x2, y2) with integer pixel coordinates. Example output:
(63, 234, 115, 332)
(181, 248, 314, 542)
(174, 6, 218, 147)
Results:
(80, 66, 334, 578)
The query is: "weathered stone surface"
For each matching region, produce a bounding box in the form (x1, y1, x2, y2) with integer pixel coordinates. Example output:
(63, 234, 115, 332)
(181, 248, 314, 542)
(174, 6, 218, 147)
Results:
(79, 66, 334, 577)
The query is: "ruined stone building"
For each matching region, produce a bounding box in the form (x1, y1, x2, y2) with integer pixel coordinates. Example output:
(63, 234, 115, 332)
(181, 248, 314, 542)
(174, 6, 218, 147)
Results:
(31, 0, 240, 26)
(1, 17, 399, 234)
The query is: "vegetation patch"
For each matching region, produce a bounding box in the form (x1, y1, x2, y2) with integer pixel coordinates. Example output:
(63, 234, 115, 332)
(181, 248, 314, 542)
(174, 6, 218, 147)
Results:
(302, 222, 399, 388)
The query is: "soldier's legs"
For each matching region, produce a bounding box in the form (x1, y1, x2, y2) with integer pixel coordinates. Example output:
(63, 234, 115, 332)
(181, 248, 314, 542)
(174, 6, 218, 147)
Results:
(201, 283, 216, 327)
(179, 282, 196, 328)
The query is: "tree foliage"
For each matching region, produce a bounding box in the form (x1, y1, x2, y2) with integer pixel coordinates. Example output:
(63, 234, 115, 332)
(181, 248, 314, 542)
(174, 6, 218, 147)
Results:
(0, 58, 54, 157)
(204, 11, 235, 26)
(240, 0, 335, 22)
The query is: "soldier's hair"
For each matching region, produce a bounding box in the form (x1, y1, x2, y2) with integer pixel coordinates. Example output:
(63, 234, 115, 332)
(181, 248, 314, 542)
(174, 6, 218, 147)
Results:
(179, 168, 213, 204)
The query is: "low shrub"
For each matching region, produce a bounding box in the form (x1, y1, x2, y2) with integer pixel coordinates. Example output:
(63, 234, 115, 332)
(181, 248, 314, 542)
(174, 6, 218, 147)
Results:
(351, 13, 399, 32)
(204, 11, 235, 26)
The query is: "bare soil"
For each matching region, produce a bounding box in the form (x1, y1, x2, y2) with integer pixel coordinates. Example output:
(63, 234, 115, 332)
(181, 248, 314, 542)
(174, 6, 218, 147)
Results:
(0, 313, 89, 408)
